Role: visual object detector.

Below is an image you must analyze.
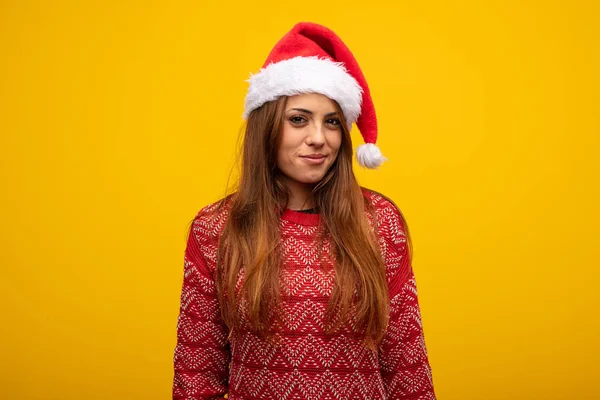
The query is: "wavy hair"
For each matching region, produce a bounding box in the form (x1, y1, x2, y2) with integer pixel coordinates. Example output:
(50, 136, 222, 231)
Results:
(207, 95, 406, 348)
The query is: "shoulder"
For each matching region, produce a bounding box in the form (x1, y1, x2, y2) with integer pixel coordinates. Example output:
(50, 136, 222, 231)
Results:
(360, 187, 408, 235)
(361, 186, 411, 261)
(360, 187, 413, 290)
(190, 194, 233, 244)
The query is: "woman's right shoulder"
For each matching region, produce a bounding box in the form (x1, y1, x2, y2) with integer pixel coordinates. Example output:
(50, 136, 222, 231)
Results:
(191, 194, 234, 241)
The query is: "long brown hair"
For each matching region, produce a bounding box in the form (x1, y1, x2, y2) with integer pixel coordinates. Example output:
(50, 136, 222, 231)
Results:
(210, 95, 401, 348)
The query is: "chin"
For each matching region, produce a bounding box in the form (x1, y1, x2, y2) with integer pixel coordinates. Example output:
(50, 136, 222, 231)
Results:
(302, 175, 327, 184)
(281, 163, 331, 185)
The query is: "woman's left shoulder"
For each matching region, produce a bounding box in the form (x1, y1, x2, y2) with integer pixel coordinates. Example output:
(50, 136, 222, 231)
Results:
(361, 187, 402, 216)
(360, 187, 409, 234)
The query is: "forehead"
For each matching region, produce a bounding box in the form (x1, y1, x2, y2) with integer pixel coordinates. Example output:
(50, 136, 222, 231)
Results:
(285, 93, 337, 111)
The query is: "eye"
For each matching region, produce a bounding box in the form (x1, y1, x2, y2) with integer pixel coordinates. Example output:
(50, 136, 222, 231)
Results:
(289, 115, 308, 125)
(326, 118, 341, 127)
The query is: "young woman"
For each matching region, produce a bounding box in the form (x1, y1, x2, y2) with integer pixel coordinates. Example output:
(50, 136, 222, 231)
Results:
(173, 22, 436, 400)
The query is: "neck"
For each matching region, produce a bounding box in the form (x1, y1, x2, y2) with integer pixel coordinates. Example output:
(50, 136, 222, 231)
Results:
(283, 177, 315, 210)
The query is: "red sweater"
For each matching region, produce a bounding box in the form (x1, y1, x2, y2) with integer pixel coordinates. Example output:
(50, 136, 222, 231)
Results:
(173, 190, 436, 399)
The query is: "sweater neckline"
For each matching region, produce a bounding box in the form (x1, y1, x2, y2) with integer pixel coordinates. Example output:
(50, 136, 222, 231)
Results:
(281, 208, 320, 226)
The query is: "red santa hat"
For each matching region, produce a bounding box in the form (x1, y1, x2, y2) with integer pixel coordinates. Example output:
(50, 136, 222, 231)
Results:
(243, 22, 387, 169)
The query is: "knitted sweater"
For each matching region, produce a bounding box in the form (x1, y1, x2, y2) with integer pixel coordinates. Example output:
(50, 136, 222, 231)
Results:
(172, 189, 436, 399)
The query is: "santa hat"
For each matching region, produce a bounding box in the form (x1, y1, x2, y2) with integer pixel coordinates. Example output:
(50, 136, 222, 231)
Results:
(243, 22, 387, 169)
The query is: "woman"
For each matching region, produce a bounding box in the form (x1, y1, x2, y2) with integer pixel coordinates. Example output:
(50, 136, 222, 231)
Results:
(173, 22, 436, 399)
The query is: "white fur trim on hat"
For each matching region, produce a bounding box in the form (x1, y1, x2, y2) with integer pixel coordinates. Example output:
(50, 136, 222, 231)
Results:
(243, 56, 363, 128)
(356, 143, 387, 169)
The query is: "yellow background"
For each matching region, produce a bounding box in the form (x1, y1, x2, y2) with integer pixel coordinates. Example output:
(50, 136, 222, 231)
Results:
(1, 1, 598, 399)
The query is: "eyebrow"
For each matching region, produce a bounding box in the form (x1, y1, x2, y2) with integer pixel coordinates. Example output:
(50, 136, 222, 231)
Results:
(288, 108, 338, 117)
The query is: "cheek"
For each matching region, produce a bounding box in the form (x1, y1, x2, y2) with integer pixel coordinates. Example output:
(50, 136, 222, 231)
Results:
(329, 130, 343, 154)
(277, 127, 299, 166)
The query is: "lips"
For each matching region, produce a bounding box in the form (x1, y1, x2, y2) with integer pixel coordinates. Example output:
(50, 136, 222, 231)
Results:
(300, 154, 327, 165)
(300, 154, 326, 159)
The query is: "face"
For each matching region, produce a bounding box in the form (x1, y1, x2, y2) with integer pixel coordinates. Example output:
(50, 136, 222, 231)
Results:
(277, 93, 343, 187)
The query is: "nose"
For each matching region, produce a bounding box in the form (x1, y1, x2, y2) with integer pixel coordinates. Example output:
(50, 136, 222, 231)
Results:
(306, 123, 326, 146)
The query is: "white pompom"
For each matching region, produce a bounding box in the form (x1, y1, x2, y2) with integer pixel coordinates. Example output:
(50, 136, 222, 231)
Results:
(356, 143, 387, 169)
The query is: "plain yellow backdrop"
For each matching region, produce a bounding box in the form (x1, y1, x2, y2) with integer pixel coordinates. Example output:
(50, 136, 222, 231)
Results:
(1, 1, 599, 399)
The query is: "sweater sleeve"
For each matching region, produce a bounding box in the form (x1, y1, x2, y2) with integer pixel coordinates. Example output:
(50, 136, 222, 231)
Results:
(378, 205, 436, 400)
(172, 216, 230, 399)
